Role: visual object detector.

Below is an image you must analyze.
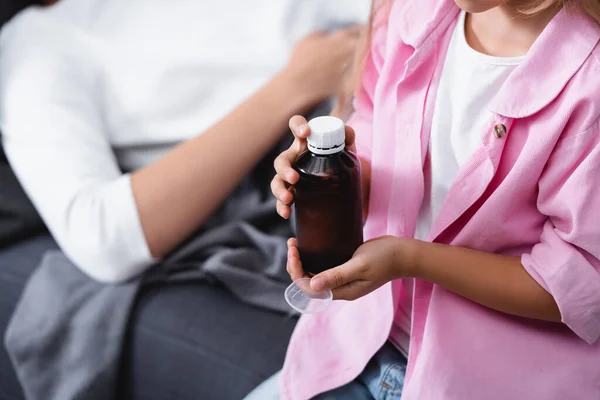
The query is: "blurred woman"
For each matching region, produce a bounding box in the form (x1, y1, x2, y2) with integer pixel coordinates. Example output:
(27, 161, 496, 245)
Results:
(0, 0, 369, 282)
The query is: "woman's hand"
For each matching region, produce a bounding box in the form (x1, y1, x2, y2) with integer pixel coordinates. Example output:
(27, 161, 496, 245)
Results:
(282, 26, 364, 106)
(302, 236, 419, 300)
(271, 116, 356, 219)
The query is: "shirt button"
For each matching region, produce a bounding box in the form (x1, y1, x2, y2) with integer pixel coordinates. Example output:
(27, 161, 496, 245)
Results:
(493, 124, 507, 138)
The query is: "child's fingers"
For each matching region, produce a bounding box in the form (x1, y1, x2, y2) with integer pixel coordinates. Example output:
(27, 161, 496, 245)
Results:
(286, 238, 306, 281)
(289, 116, 309, 157)
(310, 258, 361, 292)
(287, 239, 300, 259)
(287, 250, 306, 281)
(289, 115, 311, 140)
(274, 149, 300, 184)
(345, 125, 356, 148)
(276, 200, 291, 219)
(271, 175, 294, 205)
(331, 280, 371, 301)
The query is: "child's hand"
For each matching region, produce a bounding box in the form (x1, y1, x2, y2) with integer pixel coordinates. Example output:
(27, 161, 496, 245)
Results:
(286, 238, 309, 281)
(298, 236, 418, 300)
(271, 115, 356, 220)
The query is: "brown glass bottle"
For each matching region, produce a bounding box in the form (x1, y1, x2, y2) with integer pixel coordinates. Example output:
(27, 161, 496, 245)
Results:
(294, 117, 363, 275)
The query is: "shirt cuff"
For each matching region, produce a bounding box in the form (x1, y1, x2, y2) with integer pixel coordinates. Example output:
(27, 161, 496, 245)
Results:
(521, 224, 600, 344)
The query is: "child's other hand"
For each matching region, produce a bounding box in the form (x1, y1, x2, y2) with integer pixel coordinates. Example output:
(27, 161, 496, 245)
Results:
(286, 238, 309, 281)
(307, 236, 418, 300)
(271, 115, 356, 220)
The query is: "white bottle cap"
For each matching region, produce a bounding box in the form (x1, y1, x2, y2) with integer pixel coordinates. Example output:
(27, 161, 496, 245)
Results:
(307, 116, 345, 155)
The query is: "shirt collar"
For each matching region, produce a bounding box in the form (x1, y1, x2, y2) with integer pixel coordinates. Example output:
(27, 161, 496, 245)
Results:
(394, 0, 600, 119)
(490, 9, 600, 118)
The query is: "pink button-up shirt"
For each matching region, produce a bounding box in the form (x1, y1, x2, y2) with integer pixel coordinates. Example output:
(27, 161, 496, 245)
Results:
(280, 1, 600, 399)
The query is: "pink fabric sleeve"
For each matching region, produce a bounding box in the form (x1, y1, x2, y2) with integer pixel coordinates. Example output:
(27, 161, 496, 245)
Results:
(521, 123, 600, 344)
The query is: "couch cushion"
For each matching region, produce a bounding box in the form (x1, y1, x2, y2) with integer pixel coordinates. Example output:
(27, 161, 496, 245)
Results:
(120, 283, 297, 400)
(0, 236, 296, 400)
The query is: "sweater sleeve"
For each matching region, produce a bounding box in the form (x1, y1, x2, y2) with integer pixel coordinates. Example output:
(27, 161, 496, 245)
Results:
(0, 15, 154, 283)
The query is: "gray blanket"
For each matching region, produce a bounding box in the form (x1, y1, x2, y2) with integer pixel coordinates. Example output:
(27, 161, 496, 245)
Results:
(3, 125, 303, 400)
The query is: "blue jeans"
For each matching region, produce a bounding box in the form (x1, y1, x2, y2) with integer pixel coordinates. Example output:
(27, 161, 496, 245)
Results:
(243, 342, 407, 400)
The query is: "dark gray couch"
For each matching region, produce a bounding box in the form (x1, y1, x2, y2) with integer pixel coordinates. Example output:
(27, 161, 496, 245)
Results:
(0, 147, 297, 400)
(0, 234, 297, 400)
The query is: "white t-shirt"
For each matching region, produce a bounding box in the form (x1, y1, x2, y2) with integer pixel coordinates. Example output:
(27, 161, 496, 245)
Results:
(0, 0, 370, 282)
(390, 10, 525, 356)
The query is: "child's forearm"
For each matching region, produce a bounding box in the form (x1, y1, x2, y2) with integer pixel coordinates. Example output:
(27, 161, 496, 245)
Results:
(409, 241, 561, 322)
